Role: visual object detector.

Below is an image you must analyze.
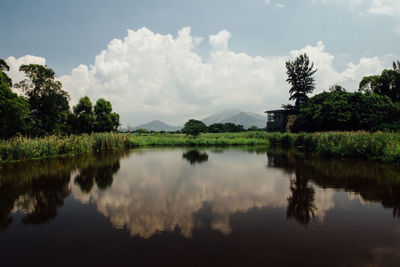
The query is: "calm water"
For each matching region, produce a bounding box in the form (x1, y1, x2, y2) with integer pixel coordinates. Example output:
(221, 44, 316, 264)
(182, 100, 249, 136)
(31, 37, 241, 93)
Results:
(1, 147, 400, 266)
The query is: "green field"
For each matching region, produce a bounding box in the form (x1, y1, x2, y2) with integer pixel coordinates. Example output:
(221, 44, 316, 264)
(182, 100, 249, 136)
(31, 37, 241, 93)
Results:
(0, 131, 399, 164)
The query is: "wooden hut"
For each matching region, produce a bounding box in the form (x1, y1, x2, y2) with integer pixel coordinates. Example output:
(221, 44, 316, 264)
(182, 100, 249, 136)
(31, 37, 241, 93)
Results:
(264, 109, 290, 132)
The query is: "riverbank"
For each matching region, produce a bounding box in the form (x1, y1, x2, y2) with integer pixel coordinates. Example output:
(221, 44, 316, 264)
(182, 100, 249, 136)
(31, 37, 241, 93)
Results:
(0, 132, 269, 162)
(0, 131, 399, 164)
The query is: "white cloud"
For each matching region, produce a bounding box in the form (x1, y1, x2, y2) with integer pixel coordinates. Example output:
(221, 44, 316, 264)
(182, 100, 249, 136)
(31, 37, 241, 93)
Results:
(276, 3, 285, 8)
(209, 29, 231, 51)
(289, 41, 384, 92)
(5, 55, 46, 86)
(6, 28, 393, 126)
(266, 0, 271, 4)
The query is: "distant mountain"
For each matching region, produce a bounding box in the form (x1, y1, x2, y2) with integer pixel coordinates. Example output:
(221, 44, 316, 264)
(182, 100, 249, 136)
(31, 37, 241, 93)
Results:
(202, 109, 266, 129)
(134, 120, 182, 132)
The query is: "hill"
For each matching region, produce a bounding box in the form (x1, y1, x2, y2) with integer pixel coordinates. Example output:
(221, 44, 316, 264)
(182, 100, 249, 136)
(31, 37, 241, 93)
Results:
(134, 120, 182, 132)
(202, 109, 266, 129)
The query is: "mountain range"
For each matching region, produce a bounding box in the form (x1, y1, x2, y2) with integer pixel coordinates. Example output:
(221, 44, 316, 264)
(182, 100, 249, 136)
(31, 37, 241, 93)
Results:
(201, 109, 266, 129)
(133, 120, 182, 132)
(133, 109, 266, 132)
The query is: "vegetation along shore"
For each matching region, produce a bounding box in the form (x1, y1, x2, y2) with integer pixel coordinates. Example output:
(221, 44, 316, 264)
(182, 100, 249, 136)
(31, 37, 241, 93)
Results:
(1, 131, 399, 164)
(1, 56, 400, 164)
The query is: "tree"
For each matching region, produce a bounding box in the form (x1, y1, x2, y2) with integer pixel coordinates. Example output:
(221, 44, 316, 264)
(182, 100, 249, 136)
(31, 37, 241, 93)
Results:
(285, 53, 317, 111)
(94, 98, 120, 132)
(182, 119, 208, 137)
(248, 125, 259, 131)
(393, 60, 400, 72)
(359, 60, 400, 103)
(329, 84, 346, 92)
(0, 59, 12, 87)
(15, 64, 70, 135)
(208, 123, 226, 133)
(292, 90, 400, 132)
(223, 122, 244, 132)
(182, 150, 209, 165)
(73, 96, 95, 133)
(0, 61, 31, 138)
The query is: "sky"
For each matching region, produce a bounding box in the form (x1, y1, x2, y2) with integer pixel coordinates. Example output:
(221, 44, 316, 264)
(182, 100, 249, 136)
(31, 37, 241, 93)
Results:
(1, 0, 399, 127)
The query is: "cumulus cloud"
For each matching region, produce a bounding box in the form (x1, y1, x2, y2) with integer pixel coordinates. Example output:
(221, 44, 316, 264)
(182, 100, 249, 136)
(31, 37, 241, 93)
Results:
(276, 3, 285, 8)
(289, 41, 384, 92)
(209, 30, 231, 51)
(5, 55, 46, 86)
(266, 0, 271, 4)
(6, 27, 393, 126)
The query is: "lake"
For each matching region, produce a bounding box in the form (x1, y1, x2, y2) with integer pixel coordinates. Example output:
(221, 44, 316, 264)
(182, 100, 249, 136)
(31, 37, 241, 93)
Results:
(1, 147, 400, 266)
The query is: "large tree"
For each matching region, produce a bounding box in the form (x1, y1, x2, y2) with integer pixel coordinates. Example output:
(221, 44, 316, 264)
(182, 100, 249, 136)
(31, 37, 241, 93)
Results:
(0, 60, 31, 139)
(15, 64, 70, 135)
(94, 98, 120, 132)
(285, 53, 317, 111)
(359, 60, 400, 103)
(73, 96, 95, 133)
(182, 119, 208, 137)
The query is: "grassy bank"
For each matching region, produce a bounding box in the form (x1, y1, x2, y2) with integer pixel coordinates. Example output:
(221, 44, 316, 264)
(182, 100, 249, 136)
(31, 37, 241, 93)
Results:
(0, 132, 269, 162)
(0, 131, 399, 164)
(267, 131, 400, 164)
(126, 132, 269, 147)
(0, 133, 130, 162)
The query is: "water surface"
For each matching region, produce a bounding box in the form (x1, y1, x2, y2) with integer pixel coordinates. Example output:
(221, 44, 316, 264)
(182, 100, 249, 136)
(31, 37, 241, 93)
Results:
(1, 147, 400, 266)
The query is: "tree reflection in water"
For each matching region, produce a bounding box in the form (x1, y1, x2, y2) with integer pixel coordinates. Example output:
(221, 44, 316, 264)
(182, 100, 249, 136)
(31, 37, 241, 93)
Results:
(1, 147, 400, 234)
(74, 152, 121, 193)
(182, 150, 209, 165)
(267, 149, 400, 224)
(0, 169, 71, 229)
(286, 175, 315, 226)
(267, 151, 316, 226)
(0, 151, 125, 230)
(21, 173, 71, 225)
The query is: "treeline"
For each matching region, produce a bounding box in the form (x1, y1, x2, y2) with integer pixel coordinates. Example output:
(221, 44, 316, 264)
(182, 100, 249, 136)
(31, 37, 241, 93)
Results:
(180, 119, 262, 137)
(285, 54, 400, 132)
(293, 90, 400, 132)
(0, 61, 119, 139)
(133, 122, 262, 135)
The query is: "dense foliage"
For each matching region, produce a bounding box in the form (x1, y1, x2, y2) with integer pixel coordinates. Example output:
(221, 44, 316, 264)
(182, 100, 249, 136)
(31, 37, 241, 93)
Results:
(0, 64, 31, 139)
(0, 61, 120, 138)
(359, 60, 400, 103)
(283, 58, 400, 133)
(182, 119, 208, 137)
(15, 64, 71, 135)
(93, 98, 120, 132)
(72, 96, 95, 134)
(208, 122, 245, 133)
(293, 90, 400, 132)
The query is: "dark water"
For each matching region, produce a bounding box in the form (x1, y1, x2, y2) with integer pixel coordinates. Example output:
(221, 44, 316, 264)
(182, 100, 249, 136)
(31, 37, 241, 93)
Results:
(1, 147, 400, 267)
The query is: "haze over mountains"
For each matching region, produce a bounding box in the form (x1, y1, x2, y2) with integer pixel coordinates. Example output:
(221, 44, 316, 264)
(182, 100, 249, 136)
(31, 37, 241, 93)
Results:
(133, 120, 182, 132)
(201, 109, 266, 129)
(134, 109, 266, 131)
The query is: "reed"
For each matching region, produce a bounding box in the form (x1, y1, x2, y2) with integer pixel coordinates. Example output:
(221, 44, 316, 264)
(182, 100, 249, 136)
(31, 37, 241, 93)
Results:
(0, 133, 131, 162)
(0, 131, 399, 164)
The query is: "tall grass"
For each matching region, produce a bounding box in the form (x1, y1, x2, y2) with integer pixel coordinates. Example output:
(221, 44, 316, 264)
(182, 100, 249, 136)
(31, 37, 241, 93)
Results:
(0, 133, 131, 162)
(1, 131, 399, 164)
(127, 132, 270, 147)
(267, 131, 400, 164)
